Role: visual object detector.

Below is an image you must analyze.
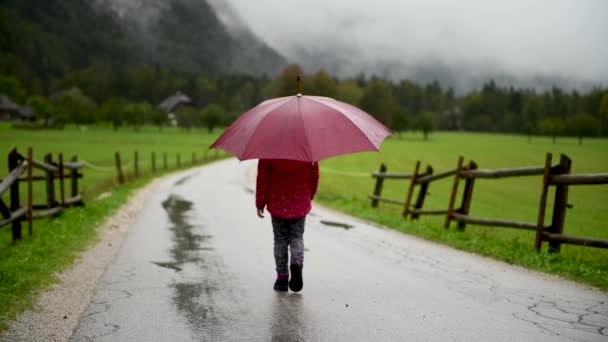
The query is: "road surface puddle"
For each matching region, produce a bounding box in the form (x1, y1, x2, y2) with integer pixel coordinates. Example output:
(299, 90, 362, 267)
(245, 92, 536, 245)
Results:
(173, 172, 199, 186)
(161, 193, 238, 339)
(320, 220, 354, 229)
(151, 261, 183, 272)
(161, 195, 210, 265)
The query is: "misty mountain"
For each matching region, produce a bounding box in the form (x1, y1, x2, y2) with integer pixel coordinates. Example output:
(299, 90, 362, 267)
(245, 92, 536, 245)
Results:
(286, 45, 598, 94)
(214, 1, 607, 94)
(99, 0, 287, 75)
(0, 0, 287, 82)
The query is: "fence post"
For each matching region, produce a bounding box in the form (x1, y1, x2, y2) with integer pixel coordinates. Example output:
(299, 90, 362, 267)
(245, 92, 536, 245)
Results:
(115, 152, 125, 184)
(163, 153, 167, 171)
(59, 153, 65, 207)
(134, 150, 139, 178)
(403, 161, 421, 218)
(27, 147, 33, 236)
(177, 153, 181, 168)
(371, 163, 387, 208)
(0, 200, 10, 223)
(535, 153, 553, 251)
(412, 165, 433, 220)
(9, 149, 22, 242)
(547, 154, 572, 253)
(152, 152, 156, 173)
(44, 153, 57, 209)
(444, 156, 464, 228)
(457, 161, 478, 231)
(70, 155, 81, 205)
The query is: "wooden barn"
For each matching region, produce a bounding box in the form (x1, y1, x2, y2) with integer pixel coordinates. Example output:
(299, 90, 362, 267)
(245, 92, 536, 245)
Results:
(0, 94, 35, 121)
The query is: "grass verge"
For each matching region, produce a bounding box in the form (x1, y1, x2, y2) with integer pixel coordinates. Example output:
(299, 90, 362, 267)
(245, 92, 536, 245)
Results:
(0, 124, 224, 330)
(0, 162, 218, 330)
(0, 179, 140, 330)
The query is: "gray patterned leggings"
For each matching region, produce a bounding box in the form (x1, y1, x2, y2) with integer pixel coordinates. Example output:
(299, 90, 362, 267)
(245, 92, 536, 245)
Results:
(271, 215, 306, 275)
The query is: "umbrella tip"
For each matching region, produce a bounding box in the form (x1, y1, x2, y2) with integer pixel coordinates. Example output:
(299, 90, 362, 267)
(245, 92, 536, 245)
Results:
(296, 75, 302, 97)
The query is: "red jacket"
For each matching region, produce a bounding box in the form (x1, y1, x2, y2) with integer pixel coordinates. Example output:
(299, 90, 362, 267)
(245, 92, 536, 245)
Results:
(256, 159, 319, 219)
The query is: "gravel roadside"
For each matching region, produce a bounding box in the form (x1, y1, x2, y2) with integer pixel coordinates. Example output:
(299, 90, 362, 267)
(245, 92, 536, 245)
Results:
(0, 177, 164, 342)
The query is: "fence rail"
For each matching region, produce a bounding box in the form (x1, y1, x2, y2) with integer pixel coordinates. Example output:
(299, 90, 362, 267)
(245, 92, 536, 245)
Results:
(0, 206, 27, 227)
(371, 171, 414, 179)
(416, 168, 456, 184)
(112, 149, 223, 184)
(2, 147, 226, 244)
(450, 212, 546, 231)
(0, 160, 28, 195)
(409, 208, 446, 216)
(460, 166, 545, 179)
(551, 173, 608, 185)
(369, 153, 608, 253)
(541, 232, 608, 249)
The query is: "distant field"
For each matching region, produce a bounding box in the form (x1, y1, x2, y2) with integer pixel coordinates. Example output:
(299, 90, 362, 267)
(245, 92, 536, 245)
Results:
(0, 123, 224, 200)
(1, 125, 607, 287)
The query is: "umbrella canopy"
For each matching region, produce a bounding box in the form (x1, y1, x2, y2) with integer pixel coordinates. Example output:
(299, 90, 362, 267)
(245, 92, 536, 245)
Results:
(210, 83, 391, 162)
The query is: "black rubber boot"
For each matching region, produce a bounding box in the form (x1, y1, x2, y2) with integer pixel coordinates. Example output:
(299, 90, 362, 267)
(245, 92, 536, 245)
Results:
(274, 277, 288, 291)
(289, 264, 303, 292)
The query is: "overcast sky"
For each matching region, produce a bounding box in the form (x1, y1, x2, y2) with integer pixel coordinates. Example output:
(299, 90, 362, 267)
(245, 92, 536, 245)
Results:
(222, 0, 607, 88)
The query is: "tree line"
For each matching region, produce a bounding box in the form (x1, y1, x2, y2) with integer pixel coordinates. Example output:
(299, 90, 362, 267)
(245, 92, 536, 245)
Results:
(1, 63, 607, 142)
(1, 0, 606, 141)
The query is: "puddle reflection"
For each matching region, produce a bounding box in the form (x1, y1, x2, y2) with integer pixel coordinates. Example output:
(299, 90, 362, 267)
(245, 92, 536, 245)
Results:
(161, 195, 210, 265)
(271, 294, 310, 342)
(161, 194, 225, 338)
(320, 220, 354, 229)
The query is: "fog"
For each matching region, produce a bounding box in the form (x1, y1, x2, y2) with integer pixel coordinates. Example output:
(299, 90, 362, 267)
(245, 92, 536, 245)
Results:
(218, 0, 608, 92)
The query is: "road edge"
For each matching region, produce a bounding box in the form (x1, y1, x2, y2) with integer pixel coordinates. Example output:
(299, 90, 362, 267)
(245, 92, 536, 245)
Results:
(0, 176, 165, 342)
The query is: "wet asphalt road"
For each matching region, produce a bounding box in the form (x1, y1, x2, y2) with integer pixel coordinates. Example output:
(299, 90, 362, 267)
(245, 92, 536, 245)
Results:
(70, 159, 608, 342)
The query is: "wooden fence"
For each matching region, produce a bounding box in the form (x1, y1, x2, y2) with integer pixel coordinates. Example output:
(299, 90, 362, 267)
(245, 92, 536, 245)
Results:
(113, 149, 222, 184)
(535, 153, 608, 252)
(369, 153, 608, 252)
(1, 147, 224, 243)
(1, 148, 84, 242)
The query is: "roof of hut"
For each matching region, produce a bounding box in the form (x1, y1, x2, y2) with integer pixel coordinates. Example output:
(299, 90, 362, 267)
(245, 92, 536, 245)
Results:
(0, 94, 19, 111)
(158, 91, 193, 112)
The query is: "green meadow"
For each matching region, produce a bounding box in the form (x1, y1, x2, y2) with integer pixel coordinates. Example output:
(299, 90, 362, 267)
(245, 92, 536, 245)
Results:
(317, 131, 608, 288)
(0, 125, 606, 328)
(0, 123, 224, 198)
(0, 123, 224, 327)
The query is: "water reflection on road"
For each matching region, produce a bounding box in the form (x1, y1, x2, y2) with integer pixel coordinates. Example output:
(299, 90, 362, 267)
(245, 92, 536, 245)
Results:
(270, 293, 309, 342)
(161, 193, 315, 341)
(161, 194, 226, 340)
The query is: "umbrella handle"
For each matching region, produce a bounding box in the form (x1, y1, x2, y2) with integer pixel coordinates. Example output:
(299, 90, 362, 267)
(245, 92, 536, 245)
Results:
(297, 75, 302, 96)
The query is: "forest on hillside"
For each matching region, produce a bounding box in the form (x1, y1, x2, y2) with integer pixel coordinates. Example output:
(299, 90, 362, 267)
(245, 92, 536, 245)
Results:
(0, 0, 607, 140)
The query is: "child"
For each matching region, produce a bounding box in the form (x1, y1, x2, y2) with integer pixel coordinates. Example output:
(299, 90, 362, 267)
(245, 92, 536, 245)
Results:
(256, 159, 319, 292)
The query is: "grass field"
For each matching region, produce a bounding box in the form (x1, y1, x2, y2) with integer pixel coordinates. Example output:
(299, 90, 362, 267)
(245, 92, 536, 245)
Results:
(0, 125, 606, 328)
(0, 123, 224, 199)
(316, 131, 608, 288)
(0, 123, 224, 328)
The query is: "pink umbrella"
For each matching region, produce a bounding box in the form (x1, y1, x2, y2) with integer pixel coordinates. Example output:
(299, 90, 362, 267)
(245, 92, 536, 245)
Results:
(210, 77, 391, 162)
